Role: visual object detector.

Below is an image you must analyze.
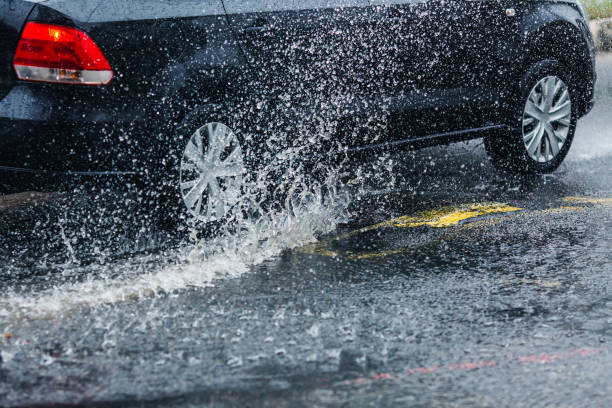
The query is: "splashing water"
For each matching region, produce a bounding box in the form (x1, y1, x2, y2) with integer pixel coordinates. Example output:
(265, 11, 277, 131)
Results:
(0, 156, 352, 323)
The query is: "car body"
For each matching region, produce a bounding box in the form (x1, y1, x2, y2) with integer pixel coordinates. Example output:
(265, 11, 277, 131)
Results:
(0, 0, 597, 221)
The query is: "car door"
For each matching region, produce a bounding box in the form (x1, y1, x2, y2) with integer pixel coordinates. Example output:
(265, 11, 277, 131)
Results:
(223, 0, 372, 97)
(422, 0, 525, 129)
(367, 0, 521, 142)
(366, 0, 430, 97)
(223, 0, 377, 148)
(461, 0, 525, 122)
(367, 0, 466, 139)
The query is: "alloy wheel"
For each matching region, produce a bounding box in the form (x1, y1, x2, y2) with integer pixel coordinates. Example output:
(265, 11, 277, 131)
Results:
(179, 122, 245, 222)
(522, 75, 572, 163)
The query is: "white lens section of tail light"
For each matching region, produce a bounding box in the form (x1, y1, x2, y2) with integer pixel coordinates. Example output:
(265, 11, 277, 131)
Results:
(14, 65, 113, 86)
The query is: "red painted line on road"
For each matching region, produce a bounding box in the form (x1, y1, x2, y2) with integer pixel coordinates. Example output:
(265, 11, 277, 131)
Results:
(447, 360, 497, 371)
(518, 348, 601, 364)
(346, 347, 605, 387)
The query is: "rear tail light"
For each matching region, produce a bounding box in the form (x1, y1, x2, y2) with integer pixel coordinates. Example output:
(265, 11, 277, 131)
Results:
(13, 22, 113, 86)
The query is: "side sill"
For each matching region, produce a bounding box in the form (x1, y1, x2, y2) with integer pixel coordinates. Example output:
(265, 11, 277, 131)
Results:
(347, 125, 508, 154)
(0, 166, 138, 176)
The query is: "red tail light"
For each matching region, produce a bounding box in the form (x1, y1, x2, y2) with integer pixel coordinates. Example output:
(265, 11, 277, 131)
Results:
(13, 22, 113, 86)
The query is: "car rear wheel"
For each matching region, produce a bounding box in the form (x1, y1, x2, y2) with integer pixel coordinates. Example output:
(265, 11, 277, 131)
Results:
(140, 106, 255, 231)
(179, 122, 246, 223)
(485, 59, 577, 174)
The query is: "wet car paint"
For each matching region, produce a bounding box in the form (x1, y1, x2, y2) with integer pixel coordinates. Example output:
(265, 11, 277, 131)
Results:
(0, 0, 596, 175)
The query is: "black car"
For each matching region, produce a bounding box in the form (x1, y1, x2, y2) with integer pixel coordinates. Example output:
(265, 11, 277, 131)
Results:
(0, 0, 596, 222)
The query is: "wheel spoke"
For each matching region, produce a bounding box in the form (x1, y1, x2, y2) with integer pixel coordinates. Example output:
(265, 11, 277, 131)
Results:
(207, 178, 223, 219)
(219, 126, 232, 146)
(180, 179, 198, 191)
(205, 186, 213, 220)
(207, 123, 215, 147)
(206, 124, 220, 162)
(555, 117, 571, 127)
(524, 99, 541, 119)
(550, 97, 570, 112)
(181, 162, 197, 171)
(543, 77, 556, 110)
(215, 192, 225, 218)
(215, 163, 244, 178)
(527, 123, 544, 156)
(183, 178, 207, 209)
(545, 124, 559, 156)
(553, 127, 567, 143)
(522, 116, 535, 126)
(211, 127, 233, 163)
(523, 124, 539, 143)
(549, 103, 571, 121)
(194, 193, 203, 216)
(528, 91, 538, 106)
(194, 128, 203, 154)
(535, 85, 546, 109)
(554, 89, 570, 109)
(224, 145, 242, 164)
(551, 78, 563, 102)
(544, 135, 551, 159)
(184, 140, 205, 168)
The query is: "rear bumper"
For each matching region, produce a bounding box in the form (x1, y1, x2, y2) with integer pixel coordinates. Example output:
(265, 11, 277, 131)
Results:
(0, 84, 154, 175)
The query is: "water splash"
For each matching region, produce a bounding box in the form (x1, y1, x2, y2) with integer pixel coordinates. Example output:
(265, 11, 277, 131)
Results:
(0, 159, 351, 322)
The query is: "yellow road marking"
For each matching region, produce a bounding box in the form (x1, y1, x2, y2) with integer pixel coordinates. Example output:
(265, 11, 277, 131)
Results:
(428, 203, 523, 228)
(316, 249, 340, 258)
(463, 205, 586, 229)
(298, 243, 341, 258)
(558, 196, 612, 206)
(351, 248, 407, 260)
(299, 196, 611, 260)
(359, 202, 522, 231)
(299, 202, 522, 258)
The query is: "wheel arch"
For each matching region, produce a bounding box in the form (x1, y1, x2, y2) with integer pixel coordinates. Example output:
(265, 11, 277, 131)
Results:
(520, 4, 596, 117)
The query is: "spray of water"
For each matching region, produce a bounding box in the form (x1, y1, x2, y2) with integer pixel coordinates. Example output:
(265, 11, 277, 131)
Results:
(0, 145, 353, 322)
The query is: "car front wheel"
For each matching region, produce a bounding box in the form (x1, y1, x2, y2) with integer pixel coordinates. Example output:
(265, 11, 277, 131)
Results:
(485, 59, 577, 174)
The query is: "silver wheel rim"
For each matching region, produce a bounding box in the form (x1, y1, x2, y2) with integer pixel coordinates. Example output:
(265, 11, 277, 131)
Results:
(522, 75, 572, 163)
(179, 122, 245, 222)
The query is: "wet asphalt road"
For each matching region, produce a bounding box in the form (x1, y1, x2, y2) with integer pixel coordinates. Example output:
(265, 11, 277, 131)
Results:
(1, 54, 611, 407)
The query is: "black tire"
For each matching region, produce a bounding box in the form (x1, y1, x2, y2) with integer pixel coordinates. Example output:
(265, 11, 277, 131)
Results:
(485, 59, 577, 174)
